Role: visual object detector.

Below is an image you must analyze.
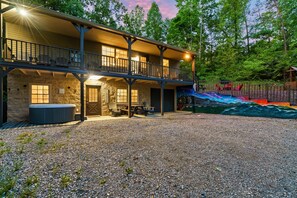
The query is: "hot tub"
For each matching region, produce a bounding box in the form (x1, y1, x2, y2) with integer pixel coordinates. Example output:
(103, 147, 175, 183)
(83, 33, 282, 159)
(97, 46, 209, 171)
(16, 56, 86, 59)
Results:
(29, 104, 76, 124)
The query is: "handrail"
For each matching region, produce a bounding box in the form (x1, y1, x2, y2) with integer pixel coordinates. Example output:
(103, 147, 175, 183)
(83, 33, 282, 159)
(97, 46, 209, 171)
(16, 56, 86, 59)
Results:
(2, 37, 192, 82)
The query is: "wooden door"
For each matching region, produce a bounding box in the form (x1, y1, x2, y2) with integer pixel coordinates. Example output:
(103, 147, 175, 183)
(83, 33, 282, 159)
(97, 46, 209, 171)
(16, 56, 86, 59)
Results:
(151, 88, 175, 112)
(86, 86, 101, 115)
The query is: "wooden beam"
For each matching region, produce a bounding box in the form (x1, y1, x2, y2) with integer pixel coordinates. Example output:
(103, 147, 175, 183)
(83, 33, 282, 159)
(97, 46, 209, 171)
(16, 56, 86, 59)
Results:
(65, 73, 70, 78)
(19, 69, 27, 75)
(36, 70, 41, 76)
(52, 72, 55, 78)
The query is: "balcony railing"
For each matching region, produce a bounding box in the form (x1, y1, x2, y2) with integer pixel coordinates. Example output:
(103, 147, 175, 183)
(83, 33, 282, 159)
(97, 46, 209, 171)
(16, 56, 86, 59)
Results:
(2, 38, 192, 81)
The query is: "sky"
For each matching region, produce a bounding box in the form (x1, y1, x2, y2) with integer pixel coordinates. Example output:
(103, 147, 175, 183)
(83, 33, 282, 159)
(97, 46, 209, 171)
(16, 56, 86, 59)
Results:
(121, 0, 178, 19)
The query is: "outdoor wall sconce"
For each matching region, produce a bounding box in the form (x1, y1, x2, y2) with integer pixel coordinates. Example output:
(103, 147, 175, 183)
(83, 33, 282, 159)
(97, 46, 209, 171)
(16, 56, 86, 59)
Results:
(23, 85, 27, 88)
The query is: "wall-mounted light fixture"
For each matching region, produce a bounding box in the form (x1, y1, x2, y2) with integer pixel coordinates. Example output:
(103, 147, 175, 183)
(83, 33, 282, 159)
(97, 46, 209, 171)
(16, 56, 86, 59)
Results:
(17, 8, 28, 17)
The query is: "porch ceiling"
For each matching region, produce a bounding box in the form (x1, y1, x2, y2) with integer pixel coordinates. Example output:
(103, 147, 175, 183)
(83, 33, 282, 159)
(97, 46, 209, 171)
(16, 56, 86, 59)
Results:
(2, 2, 194, 61)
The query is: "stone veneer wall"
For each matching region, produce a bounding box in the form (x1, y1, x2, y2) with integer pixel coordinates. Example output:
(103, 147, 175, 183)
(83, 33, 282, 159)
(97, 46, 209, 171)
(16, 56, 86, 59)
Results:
(8, 70, 177, 121)
(7, 70, 81, 122)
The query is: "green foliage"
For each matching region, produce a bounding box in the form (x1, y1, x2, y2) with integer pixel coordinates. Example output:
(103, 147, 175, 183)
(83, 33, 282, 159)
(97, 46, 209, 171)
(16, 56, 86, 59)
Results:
(87, 0, 127, 29)
(60, 174, 72, 188)
(36, 138, 47, 149)
(145, 2, 164, 41)
(28, 0, 85, 17)
(125, 167, 133, 175)
(123, 5, 145, 36)
(17, 132, 34, 144)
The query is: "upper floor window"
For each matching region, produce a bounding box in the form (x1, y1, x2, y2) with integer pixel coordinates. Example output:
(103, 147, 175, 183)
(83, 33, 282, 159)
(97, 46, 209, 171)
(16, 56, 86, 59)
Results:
(31, 85, 50, 104)
(163, 59, 169, 67)
(116, 49, 128, 59)
(102, 46, 115, 57)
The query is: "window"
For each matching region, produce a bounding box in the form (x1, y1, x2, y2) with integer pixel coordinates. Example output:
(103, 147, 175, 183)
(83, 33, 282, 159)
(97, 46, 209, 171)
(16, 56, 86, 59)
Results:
(140, 56, 147, 62)
(163, 59, 169, 67)
(102, 46, 115, 66)
(163, 59, 170, 78)
(31, 85, 50, 104)
(132, 90, 138, 103)
(117, 89, 127, 103)
(116, 49, 127, 59)
(116, 89, 138, 103)
(102, 46, 128, 67)
(102, 46, 115, 57)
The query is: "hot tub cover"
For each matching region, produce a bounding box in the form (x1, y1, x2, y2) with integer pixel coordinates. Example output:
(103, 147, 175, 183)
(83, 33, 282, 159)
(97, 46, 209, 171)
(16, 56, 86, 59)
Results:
(29, 104, 76, 108)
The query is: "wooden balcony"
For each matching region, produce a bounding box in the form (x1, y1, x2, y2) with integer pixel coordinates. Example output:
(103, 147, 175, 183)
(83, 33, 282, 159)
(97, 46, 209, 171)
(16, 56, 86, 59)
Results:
(2, 38, 192, 82)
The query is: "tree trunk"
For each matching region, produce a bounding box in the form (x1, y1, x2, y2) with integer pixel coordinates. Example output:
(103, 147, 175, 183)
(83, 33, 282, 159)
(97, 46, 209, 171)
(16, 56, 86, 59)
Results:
(244, 16, 250, 53)
(273, 0, 288, 54)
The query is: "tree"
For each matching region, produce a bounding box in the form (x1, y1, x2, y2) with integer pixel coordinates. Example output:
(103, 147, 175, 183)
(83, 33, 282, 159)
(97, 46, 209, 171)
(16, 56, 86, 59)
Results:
(123, 5, 145, 36)
(145, 2, 164, 41)
(86, 0, 127, 29)
(27, 0, 85, 18)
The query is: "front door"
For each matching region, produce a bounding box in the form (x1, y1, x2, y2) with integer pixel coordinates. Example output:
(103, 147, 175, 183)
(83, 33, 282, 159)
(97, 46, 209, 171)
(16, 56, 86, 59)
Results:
(86, 86, 101, 115)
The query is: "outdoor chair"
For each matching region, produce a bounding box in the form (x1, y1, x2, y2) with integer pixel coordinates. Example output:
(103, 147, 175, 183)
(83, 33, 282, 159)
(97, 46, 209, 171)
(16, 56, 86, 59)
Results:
(56, 57, 70, 67)
(233, 84, 243, 91)
(215, 84, 222, 91)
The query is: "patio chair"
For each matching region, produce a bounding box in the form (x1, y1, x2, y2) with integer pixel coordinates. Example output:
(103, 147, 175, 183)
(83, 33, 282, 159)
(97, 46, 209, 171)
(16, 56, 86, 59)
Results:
(215, 84, 222, 91)
(233, 84, 243, 91)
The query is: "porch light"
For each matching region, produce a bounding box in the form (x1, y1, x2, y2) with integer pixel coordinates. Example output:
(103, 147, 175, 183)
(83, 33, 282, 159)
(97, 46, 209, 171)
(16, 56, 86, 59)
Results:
(184, 53, 191, 60)
(88, 75, 103, 80)
(18, 8, 28, 17)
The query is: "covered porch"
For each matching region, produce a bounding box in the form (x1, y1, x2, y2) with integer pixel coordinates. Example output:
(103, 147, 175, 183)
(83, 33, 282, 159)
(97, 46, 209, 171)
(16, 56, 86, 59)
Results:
(4, 68, 192, 125)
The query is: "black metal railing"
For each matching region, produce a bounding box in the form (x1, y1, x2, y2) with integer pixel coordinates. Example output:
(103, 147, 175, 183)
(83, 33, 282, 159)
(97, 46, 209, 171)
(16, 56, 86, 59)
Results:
(2, 38, 193, 82)
(3, 38, 81, 68)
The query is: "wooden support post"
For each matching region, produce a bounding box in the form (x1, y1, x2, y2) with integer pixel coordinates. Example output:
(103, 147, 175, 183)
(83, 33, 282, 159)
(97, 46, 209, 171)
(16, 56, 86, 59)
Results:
(0, 67, 3, 127)
(73, 73, 88, 122)
(123, 36, 137, 75)
(124, 78, 136, 118)
(157, 46, 167, 79)
(192, 96, 195, 113)
(159, 81, 166, 116)
(0, 67, 13, 127)
(80, 76, 85, 121)
(73, 24, 91, 70)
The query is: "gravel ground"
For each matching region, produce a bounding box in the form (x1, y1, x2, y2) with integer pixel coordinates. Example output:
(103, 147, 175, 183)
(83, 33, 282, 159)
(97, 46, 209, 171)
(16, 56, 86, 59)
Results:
(1, 112, 297, 197)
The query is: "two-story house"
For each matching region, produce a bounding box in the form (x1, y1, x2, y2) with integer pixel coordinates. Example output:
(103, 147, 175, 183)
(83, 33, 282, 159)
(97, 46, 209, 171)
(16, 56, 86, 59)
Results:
(0, 0, 196, 125)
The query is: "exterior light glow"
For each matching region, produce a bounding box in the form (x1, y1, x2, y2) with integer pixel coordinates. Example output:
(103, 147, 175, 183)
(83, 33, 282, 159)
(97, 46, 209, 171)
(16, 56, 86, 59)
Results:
(184, 53, 191, 60)
(88, 75, 103, 80)
(18, 8, 28, 16)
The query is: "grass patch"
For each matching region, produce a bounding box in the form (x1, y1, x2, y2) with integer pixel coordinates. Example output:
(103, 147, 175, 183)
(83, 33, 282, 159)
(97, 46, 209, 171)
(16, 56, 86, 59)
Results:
(0, 141, 11, 157)
(40, 132, 46, 135)
(20, 175, 39, 198)
(43, 142, 65, 154)
(36, 138, 47, 149)
(0, 165, 17, 196)
(99, 178, 107, 186)
(60, 174, 71, 188)
(125, 167, 133, 175)
(75, 167, 82, 179)
(17, 132, 34, 144)
(51, 163, 61, 175)
(16, 145, 25, 154)
(119, 161, 125, 167)
(13, 160, 23, 172)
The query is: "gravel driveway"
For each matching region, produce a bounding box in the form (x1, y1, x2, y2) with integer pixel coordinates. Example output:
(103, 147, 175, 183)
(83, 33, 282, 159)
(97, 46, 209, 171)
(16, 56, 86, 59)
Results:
(1, 113, 297, 197)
